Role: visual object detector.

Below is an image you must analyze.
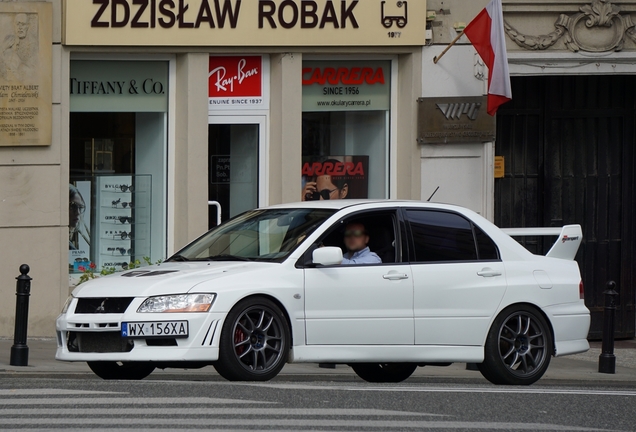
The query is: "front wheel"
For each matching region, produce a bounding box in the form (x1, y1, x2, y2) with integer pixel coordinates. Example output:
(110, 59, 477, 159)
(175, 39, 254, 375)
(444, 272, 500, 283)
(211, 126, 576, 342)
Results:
(351, 363, 417, 383)
(478, 305, 553, 385)
(214, 297, 290, 381)
(87, 361, 155, 380)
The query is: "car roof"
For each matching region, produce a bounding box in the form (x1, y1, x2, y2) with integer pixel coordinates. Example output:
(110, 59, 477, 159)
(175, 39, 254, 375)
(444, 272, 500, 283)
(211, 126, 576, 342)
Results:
(262, 199, 470, 212)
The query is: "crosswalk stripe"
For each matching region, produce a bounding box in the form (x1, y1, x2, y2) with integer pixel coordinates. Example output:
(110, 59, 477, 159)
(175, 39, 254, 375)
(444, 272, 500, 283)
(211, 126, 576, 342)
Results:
(0, 389, 123, 396)
(0, 418, 610, 430)
(233, 382, 636, 397)
(0, 408, 445, 416)
(0, 397, 271, 406)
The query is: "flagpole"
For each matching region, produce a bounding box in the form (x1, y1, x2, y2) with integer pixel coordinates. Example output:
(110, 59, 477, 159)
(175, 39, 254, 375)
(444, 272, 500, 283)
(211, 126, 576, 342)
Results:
(433, 30, 465, 64)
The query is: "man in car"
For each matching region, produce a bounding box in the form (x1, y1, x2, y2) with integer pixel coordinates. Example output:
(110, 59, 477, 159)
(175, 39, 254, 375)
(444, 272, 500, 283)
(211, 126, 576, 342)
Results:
(341, 222, 382, 265)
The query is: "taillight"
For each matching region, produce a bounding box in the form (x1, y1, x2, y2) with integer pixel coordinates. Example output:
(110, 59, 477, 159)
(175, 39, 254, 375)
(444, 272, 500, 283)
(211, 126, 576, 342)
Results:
(579, 280, 585, 300)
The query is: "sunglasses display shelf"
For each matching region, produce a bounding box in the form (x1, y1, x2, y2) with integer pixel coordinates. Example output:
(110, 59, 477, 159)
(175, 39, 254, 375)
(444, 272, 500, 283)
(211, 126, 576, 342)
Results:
(93, 175, 151, 271)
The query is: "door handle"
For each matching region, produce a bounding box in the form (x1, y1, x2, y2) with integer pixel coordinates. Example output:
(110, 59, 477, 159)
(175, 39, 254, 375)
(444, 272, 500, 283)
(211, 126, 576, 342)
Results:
(383, 272, 409, 281)
(477, 268, 502, 278)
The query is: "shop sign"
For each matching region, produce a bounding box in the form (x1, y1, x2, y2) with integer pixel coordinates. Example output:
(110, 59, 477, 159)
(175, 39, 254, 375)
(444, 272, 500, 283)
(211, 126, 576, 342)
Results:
(0, 2, 52, 146)
(416, 97, 496, 144)
(70, 61, 168, 112)
(62, 0, 427, 46)
(208, 55, 269, 111)
(302, 60, 390, 112)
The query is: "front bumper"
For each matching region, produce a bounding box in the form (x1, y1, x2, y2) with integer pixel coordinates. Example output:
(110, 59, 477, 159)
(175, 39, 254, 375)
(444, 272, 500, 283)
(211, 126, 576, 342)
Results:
(55, 302, 226, 362)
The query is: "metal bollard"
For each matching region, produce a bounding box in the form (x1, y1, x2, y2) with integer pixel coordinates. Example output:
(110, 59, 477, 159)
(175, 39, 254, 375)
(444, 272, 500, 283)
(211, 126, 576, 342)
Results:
(10, 264, 32, 367)
(598, 280, 618, 374)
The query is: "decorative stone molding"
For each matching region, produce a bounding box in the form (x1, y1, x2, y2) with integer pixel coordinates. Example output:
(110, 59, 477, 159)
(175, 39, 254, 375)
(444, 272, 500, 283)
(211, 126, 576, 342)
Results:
(504, 0, 636, 52)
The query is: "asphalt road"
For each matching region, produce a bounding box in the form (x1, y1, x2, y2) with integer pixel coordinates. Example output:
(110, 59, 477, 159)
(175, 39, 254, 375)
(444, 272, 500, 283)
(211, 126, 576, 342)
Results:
(0, 374, 634, 431)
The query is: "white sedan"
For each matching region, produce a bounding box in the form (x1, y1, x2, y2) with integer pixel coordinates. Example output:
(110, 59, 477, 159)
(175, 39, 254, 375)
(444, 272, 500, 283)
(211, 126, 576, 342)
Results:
(56, 200, 590, 385)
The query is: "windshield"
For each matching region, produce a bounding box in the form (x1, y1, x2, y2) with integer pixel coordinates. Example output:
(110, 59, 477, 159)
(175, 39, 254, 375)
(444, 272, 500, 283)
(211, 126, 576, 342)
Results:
(168, 208, 335, 262)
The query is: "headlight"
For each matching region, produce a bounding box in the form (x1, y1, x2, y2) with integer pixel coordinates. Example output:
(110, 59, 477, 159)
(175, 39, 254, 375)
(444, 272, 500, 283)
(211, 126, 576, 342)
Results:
(61, 296, 73, 314)
(137, 294, 216, 313)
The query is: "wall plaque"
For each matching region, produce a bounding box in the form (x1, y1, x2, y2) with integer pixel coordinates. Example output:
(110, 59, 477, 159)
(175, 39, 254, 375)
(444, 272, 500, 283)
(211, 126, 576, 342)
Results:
(417, 96, 496, 144)
(0, 2, 52, 146)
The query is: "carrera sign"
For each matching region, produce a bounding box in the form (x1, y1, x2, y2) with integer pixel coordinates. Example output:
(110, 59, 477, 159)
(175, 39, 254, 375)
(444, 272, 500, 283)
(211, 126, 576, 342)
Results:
(302, 60, 390, 112)
(302, 66, 385, 86)
(62, 0, 428, 46)
(208, 55, 269, 110)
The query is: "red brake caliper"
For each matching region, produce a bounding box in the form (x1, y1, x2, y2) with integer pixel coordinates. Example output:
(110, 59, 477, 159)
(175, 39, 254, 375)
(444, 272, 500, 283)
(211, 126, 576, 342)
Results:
(234, 324, 246, 356)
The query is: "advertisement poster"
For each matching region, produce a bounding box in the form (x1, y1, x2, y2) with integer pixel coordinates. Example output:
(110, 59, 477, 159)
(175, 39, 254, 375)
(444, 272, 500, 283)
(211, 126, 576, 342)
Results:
(301, 156, 369, 201)
(69, 181, 92, 273)
(208, 55, 269, 111)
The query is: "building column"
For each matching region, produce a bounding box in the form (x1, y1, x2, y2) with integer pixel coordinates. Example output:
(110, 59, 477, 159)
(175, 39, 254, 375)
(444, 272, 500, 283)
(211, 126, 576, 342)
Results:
(173, 53, 209, 250)
(269, 53, 302, 205)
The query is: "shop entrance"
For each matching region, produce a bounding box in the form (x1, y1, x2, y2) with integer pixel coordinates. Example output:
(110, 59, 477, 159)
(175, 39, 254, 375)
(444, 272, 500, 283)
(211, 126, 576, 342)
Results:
(495, 75, 635, 339)
(208, 116, 265, 228)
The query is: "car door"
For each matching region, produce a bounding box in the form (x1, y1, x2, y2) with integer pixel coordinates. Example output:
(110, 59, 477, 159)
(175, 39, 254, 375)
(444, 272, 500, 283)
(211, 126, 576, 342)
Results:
(303, 210, 414, 345)
(405, 209, 507, 346)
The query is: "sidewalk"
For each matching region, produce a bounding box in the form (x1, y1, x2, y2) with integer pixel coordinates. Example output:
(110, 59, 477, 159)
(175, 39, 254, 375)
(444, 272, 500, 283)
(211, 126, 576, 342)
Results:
(0, 338, 634, 383)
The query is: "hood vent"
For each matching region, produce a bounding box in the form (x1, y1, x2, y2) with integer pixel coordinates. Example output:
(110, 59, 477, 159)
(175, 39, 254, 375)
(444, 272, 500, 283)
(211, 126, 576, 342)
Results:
(121, 270, 179, 277)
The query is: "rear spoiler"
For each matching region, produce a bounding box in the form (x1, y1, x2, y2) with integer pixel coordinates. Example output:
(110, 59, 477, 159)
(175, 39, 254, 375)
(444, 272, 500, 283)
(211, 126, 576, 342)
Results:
(501, 225, 583, 260)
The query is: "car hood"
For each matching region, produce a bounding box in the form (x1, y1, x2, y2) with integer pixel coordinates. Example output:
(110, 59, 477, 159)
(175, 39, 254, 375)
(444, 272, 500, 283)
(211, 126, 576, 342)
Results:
(71, 261, 276, 298)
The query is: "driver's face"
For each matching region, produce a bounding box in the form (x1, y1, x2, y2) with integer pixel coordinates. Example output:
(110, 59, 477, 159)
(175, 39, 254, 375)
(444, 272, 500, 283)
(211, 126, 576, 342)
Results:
(344, 223, 369, 253)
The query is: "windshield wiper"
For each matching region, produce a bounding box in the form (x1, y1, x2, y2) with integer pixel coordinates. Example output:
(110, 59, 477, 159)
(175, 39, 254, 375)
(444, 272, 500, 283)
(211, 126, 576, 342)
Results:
(204, 254, 254, 262)
(168, 254, 189, 262)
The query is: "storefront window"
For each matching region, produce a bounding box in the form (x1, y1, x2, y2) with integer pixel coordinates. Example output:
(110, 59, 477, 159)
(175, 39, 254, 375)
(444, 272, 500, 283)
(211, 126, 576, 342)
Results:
(69, 60, 168, 273)
(301, 60, 391, 201)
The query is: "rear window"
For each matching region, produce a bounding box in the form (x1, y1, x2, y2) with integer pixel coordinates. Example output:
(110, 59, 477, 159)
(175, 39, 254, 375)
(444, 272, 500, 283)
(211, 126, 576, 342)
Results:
(406, 210, 477, 262)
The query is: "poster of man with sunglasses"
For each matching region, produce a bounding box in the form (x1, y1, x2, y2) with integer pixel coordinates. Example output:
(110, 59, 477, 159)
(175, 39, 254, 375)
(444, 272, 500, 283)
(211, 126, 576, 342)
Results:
(301, 156, 368, 201)
(69, 182, 91, 272)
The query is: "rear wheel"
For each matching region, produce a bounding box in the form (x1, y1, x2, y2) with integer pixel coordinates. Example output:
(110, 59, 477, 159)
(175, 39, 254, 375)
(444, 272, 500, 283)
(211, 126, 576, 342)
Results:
(351, 363, 417, 383)
(478, 305, 553, 385)
(214, 297, 290, 381)
(87, 361, 155, 380)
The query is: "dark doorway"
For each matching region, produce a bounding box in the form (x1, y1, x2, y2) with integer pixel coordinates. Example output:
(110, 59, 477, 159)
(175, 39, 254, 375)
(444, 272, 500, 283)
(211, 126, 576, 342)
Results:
(496, 75, 635, 339)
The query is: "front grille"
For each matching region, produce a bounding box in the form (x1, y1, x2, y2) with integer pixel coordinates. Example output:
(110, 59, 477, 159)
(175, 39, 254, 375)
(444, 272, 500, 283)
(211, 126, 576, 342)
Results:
(75, 297, 134, 314)
(67, 331, 134, 353)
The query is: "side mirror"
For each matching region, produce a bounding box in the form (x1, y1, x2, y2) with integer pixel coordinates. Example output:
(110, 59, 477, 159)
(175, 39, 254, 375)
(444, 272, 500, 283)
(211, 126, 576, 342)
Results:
(312, 247, 343, 266)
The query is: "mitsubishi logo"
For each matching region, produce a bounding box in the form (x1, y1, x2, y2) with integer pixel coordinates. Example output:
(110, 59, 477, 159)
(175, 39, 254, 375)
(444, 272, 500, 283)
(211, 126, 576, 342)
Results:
(96, 299, 107, 313)
(436, 103, 482, 121)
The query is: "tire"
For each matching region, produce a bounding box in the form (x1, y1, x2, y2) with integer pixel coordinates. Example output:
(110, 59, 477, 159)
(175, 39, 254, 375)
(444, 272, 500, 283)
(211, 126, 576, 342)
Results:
(478, 305, 553, 385)
(351, 363, 417, 383)
(87, 361, 155, 380)
(214, 297, 290, 381)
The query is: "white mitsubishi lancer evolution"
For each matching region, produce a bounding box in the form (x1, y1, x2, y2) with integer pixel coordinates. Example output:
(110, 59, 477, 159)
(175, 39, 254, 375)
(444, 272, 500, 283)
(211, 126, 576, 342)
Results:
(56, 200, 590, 385)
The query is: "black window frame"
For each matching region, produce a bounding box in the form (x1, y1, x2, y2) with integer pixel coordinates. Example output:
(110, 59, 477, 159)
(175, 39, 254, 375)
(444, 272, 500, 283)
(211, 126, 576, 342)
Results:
(402, 208, 501, 264)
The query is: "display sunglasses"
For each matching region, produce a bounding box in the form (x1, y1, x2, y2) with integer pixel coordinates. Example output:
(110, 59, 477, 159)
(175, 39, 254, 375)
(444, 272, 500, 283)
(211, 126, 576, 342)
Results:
(119, 184, 134, 192)
(107, 247, 132, 255)
(111, 199, 133, 208)
(116, 216, 133, 224)
(118, 231, 133, 240)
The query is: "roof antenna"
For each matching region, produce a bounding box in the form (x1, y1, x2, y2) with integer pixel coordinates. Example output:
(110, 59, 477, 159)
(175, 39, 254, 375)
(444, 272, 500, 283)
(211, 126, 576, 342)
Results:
(427, 186, 440, 202)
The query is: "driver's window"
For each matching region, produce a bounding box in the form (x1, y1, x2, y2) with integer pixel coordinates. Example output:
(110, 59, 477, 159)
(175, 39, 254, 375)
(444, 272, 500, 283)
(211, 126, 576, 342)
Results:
(312, 211, 399, 264)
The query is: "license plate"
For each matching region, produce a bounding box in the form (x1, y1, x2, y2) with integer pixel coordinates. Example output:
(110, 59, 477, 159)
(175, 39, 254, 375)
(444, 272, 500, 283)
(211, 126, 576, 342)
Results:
(122, 321, 189, 338)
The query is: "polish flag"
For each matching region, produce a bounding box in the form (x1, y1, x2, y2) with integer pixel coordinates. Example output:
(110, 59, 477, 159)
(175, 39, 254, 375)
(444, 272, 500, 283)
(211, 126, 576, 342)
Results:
(463, 0, 512, 116)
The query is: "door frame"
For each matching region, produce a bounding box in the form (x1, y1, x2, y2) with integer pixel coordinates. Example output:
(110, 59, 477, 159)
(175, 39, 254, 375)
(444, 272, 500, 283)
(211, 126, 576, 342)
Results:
(207, 115, 269, 210)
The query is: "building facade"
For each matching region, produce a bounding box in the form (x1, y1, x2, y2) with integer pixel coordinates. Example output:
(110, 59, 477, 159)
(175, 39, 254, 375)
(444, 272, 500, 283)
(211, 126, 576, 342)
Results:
(0, 0, 633, 339)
